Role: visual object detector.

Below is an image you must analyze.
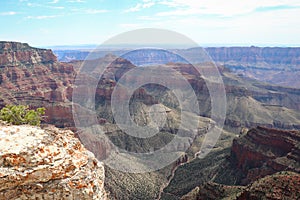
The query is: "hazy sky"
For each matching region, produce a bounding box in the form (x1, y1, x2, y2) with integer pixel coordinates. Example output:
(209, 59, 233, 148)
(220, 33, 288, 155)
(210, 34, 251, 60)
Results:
(1, 0, 300, 47)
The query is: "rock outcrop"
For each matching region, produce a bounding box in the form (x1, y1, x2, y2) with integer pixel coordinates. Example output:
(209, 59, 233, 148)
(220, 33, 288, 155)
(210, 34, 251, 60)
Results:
(0, 121, 107, 199)
(231, 126, 300, 184)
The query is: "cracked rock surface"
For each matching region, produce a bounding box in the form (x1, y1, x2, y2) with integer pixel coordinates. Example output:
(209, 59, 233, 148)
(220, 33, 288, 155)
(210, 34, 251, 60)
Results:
(0, 121, 107, 200)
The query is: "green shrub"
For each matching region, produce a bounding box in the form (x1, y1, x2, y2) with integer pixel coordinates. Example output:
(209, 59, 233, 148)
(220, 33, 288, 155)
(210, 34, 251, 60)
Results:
(0, 105, 45, 126)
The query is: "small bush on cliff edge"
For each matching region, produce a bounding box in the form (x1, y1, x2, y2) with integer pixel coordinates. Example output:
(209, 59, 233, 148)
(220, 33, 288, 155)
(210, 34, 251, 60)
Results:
(0, 105, 45, 126)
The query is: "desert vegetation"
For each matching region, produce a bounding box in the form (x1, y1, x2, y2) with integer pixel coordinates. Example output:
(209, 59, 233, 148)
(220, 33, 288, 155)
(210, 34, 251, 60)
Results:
(0, 105, 45, 126)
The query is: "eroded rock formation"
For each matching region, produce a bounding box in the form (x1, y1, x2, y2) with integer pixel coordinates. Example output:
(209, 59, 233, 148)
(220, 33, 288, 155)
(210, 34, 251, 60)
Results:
(0, 42, 75, 128)
(231, 126, 300, 184)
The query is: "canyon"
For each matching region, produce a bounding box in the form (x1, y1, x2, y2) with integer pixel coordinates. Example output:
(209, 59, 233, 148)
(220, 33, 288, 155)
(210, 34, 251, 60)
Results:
(54, 46, 300, 88)
(1, 42, 299, 131)
(0, 41, 299, 199)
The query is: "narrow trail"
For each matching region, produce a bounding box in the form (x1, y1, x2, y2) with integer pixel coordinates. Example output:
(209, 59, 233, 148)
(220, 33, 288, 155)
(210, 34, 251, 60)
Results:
(156, 161, 187, 200)
(156, 141, 207, 199)
(156, 124, 215, 200)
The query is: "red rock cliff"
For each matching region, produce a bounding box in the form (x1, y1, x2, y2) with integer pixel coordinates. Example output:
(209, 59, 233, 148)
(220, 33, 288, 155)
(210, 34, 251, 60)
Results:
(231, 126, 300, 184)
(0, 42, 75, 127)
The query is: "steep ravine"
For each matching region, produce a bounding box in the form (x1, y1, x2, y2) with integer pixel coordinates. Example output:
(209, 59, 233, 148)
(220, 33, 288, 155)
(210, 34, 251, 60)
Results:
(157, 125, 232, 200)
(162, 126, 300, 199)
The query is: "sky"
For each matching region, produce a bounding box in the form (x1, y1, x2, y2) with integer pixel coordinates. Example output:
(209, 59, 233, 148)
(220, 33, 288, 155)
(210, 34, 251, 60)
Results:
(0, 0, 300, 47)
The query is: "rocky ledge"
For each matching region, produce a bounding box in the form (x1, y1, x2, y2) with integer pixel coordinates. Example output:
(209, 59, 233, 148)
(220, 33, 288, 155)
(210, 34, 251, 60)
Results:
(0, 121, 107, 199)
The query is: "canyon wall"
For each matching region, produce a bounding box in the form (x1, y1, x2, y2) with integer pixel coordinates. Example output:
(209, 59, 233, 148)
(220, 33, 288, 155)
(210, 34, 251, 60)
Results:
(231, 126, 300, 184)
(0, 42, 75, 128)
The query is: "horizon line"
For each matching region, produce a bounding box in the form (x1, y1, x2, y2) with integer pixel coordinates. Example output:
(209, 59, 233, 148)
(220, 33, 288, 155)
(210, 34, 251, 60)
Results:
(40, 43, 300, 50)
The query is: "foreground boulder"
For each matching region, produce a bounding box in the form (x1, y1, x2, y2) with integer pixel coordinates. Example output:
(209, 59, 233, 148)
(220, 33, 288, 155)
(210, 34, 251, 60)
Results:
(0, 121, 107, 199)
